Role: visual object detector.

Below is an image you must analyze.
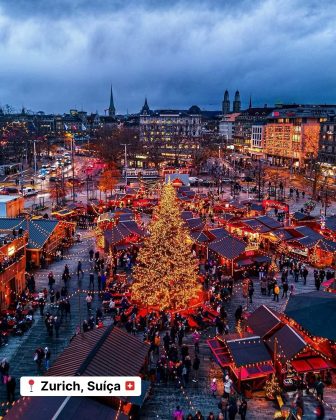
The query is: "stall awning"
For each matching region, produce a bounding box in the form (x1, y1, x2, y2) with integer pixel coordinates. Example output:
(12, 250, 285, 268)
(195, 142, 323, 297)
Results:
(292, 357, 330, 373)
(236, 258, 254, 267)
(207, 338, 231, 368)
(238, 363, 274, 380)
(253, 255, 271, 264)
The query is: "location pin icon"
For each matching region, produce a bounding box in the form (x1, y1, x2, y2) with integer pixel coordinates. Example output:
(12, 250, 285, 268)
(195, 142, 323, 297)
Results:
(29, 379, 34, 392)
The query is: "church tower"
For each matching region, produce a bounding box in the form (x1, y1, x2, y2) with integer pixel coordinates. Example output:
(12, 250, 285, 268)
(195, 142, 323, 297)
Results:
(108, 85, 116, 116)
(222, 90, 230, 115)
(233, 90, 241, 112)
(140, 97, 150, 115)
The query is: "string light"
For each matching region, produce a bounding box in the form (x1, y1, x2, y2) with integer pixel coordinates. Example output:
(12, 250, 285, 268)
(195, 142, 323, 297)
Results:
(132, 183, 199, 310)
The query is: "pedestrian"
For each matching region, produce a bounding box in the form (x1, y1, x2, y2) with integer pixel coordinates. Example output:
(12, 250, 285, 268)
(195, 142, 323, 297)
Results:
(89, 271, 94, 289)
(302, 266, 308, 285)
(97, 272, 102, 291)
(315, 377, 325, 401)
(173, 405, 184, 420)
(89, 249, 94, 261)
(207, 412, 215, 420)
(64, 299, 71, 320)
(86, 293, 93, 311)
(48, 271, 55, 290)
(44, 347, 51, 371)
(248, 281, 254, 303)
(54, 316, 61, 338)
(223, 375, 233, 399)
(77, 261, 84, 279)
(194, 411, 204, 420)
(192, 354, 200, 382)
(211, 378, 217, 397)
(0, 358, 9, 384)
(34, 347, 44, 370)
(238, 399, 247, 420)
(282, 281, 288, 298)
(273, 282, 280, 302)
(38, 297, 45, 316)
(228, 398, 238, 420)
(50, 288, 55, 304)
(192, 329, 201, 354)
(6, 376, 16, 403)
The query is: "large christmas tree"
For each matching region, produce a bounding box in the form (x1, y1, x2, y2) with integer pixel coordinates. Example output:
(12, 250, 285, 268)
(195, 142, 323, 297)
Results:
(132, 183, 199, 310)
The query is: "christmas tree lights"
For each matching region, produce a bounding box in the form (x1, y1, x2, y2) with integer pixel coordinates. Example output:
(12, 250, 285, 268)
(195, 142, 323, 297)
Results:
(132, 183, 199, 310)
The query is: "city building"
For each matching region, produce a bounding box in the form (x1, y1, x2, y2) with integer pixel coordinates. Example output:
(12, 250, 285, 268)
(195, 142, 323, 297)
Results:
(250, 123, 266, 159)
(319, 116, 336, 168)
(0, 195, 24, 217)
(219, 113, 241, 144)
(139, 101, 202, 163)
(139, 103, 202, 143)
(264, 108, 323, 166)
(0, 232, 28, 309)
(233, 107, 274, 149)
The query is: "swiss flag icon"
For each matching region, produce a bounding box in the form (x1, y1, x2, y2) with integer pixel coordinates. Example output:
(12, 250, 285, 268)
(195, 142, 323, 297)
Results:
(125, 381, 135, 391)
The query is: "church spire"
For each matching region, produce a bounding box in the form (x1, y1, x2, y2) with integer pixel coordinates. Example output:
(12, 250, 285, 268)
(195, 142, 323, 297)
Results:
(249, 95, 252, 109)
(233, 90, 241, 112)
(141, 97, 150, 115)
(222, 89, 230, 115)
(108, 84, 116, 116)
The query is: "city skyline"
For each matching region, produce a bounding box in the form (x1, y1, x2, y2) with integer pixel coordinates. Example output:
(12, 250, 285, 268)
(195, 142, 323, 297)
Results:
(1, 0, 336, 113)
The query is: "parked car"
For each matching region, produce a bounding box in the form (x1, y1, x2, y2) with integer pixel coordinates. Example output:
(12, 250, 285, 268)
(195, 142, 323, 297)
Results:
(0, 187, 20, 195)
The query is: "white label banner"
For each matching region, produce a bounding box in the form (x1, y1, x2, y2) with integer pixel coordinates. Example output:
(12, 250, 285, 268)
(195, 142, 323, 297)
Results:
(20, 376, 141, 396)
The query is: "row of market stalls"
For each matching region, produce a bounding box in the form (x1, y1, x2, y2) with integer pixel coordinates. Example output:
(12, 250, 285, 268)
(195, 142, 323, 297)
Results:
(183, 202, 336, 269)
(208, 291, 336, 396)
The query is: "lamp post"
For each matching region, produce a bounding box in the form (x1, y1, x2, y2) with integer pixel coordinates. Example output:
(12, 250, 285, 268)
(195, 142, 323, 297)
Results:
(121, 143, 130, 188)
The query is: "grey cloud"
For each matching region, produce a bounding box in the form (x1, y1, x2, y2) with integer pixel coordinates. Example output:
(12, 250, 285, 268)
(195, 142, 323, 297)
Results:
(0, 0, 336, 113)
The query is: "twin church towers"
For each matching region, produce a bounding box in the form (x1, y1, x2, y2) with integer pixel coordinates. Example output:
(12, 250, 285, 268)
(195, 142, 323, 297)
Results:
(222, 90, 242, 115)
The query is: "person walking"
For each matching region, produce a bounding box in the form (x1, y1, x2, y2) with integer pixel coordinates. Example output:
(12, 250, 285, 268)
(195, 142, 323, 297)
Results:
(282, 281, 288, 298)
(86, 293, 93, 312)
(44, 347, 51, 371)
(273, 282, 280, 302)
(6, 376, 16, 403)
(89, 272, 94, 289)
(315, 377, 325, 401)
(228, 398, 238, 420)
(223, 375, 233, 400)
(77, 261, 84, 280)
(173, 405, 184, 420)
(248, 281, 254, 304)
(210, 378, 217, 398)
(302, 266, 308, 285)
(192, 330, 201, 354)
(238, 399, 247, 420)
(192, 354, 200, 383)
(54, 316, 61, 338)
(64, 299, 71, 320)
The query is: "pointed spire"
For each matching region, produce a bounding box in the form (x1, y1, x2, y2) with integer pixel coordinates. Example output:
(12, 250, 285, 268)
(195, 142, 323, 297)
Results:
(249, 95, 252, 109)
(141, 97, 150, 115)
(108, 84, 115, 116)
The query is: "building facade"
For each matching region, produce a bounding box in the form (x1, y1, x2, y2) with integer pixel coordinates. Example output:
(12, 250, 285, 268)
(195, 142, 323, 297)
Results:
(250, 124, 265, 158)
(264, 109, 322, 166)
(0, 233, 27, 309)
(319, 117, 336, 167)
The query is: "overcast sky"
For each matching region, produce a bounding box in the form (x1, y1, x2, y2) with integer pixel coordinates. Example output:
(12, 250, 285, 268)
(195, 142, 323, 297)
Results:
(0, 0, 335, 114)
